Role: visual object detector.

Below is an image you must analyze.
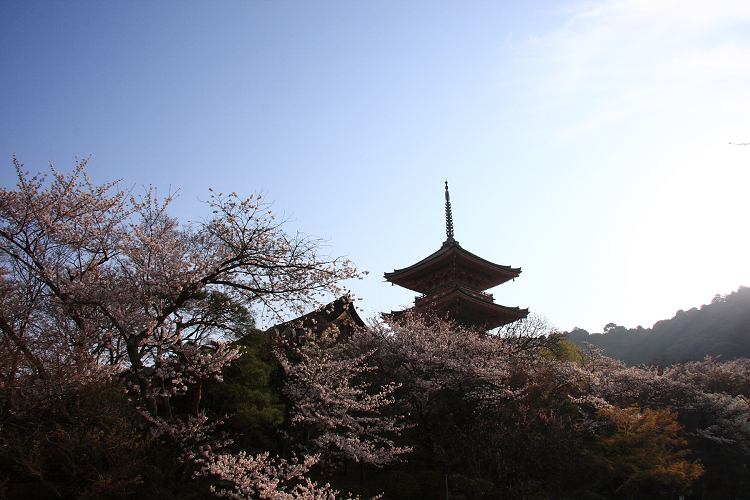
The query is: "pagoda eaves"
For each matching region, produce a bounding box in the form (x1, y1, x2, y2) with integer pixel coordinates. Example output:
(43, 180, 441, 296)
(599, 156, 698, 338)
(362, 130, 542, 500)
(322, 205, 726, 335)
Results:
(389, 283, 528, 330)
(384, 238, 521, 294)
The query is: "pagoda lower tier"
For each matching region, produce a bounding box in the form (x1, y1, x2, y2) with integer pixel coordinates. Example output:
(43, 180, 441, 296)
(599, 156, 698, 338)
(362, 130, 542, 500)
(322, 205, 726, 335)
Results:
(387, 281, 528, 330)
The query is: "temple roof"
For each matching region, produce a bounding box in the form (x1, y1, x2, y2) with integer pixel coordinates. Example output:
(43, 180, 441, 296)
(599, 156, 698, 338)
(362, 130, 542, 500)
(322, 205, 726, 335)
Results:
(387, 285, 529, 330)
(384, 238, 521, 294)
(266, 295, 364, 344)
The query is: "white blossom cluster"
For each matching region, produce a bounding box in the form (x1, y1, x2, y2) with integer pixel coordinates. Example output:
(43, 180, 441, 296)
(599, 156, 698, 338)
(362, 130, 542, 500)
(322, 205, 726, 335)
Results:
(279, 327, 411, 467)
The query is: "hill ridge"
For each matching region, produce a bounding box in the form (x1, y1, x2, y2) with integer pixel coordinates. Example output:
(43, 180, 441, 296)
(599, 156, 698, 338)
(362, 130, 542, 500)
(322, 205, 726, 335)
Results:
(564, 286, 750, 365)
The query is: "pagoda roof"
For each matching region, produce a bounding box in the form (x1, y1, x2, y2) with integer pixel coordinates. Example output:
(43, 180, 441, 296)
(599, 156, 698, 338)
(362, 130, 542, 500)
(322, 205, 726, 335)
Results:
(384, 238, 521, 294)
(388, 285, 529, 330)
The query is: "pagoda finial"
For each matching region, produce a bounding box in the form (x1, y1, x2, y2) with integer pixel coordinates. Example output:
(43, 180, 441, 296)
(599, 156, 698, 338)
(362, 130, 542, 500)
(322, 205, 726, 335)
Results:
(444, 181, 454, 240)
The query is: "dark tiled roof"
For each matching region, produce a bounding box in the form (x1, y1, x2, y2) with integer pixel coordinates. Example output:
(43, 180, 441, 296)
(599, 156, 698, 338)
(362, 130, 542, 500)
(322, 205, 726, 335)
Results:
(384, 239, 521, 293)
(387, 285, 528, 329)
(266, 295, 364, 340)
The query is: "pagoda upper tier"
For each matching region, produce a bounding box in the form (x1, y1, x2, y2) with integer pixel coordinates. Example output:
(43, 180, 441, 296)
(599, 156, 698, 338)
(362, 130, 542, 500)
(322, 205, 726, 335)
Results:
(384, 182, 528, 330)
(384, 239, 521, 294)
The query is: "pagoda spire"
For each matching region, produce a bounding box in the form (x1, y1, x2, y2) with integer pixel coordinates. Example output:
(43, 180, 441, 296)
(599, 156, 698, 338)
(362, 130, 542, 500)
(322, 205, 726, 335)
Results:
(444, 181, 454, 241)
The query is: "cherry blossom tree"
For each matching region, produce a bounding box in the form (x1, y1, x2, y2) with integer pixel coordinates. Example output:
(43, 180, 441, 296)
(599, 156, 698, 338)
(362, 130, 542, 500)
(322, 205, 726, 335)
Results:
(0, 156, 358, 416)
(146, 412, 357, 500)
(279, 326, 411, 468)
(363, 313, 564, 420)
(0, 157, 361, 498)
(355, 314, 593, 491)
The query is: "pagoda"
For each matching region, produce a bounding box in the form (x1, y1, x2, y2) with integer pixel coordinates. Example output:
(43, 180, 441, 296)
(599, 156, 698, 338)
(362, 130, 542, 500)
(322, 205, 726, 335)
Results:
(384, 182, 528, 330)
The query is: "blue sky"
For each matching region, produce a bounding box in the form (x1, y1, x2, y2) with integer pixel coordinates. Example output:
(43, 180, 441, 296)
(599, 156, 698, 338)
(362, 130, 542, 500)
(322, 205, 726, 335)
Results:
(2, 0, 749, 332)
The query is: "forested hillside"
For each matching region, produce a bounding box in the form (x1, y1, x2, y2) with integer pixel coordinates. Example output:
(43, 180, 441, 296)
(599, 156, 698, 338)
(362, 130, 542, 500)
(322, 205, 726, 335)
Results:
(565, 286, 750, 366)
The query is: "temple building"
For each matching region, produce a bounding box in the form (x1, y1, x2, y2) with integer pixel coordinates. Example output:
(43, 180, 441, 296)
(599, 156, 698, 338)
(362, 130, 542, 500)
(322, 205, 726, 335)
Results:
(384, 182, 528, 330)
(266, 295, 365, 346)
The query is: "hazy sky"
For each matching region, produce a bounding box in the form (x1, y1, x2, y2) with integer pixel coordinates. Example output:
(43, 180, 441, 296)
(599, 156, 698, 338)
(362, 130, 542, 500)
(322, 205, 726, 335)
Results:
(2, 0, 749, 332)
